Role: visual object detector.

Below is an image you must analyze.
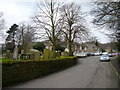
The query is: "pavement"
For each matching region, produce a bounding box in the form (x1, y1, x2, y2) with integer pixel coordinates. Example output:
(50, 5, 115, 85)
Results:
(5, 56, 118, 88)
(110, 56, 118, 73)
(110, 56, 120, 88)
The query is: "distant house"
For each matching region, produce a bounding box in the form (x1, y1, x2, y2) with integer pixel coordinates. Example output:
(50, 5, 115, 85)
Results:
(73, 42, 98, 53)
(86, 44, 98, 53)
(99, 42, 117, 53)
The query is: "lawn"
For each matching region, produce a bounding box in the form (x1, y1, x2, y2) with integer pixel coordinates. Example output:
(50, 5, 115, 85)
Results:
(60, 56, 77, 59)
(0, 56, 77, 62)
(0, 58, 13, 62)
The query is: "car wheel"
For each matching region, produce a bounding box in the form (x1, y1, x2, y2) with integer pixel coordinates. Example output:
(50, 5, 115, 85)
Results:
(100, 60, 102, 62)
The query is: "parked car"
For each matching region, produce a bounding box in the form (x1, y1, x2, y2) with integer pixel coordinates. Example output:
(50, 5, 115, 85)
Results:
(112, 53, 118, 56)
(85, 52, 91, 56)
(73, 52, 78, 56)
(76, 53, 87, 58)
(100, 55, 110, 62)
(91, 53, 95, 56)
(102, 52, 108, 55)
(108, 53, 113, 57)
(94, 52, 100, 56)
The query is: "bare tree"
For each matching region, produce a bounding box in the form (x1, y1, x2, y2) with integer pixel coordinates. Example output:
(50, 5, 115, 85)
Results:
(60, 2, 89, 56)
(0, 12, 5, 41)
(16, 22, 26, 46)
(91, 2, 120, 34)
(32, 0, 62, 52)
(0, 12, 5, 31)
(15, 22, 37, 53)
(91, 1, 120, 51)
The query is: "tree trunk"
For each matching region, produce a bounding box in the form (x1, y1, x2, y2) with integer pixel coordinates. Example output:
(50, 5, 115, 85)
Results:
(51, 1, 56, 53)
(68, 23, 73, 56)
(68, 40, 73, 56)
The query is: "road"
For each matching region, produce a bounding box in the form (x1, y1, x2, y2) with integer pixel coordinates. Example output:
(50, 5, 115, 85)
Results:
(7, 56, 118, 88)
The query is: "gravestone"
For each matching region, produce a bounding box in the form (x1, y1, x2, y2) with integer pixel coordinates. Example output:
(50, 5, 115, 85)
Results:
(49, 45, 52, 51)
(6, 50, 10, 58)
(43, 49, 50, 60)
(21, 50, 24, 54)
(13, 45, 18, 60)
(30, 49, 40, 60)
(49, 51, 54, 59)
(55, 52, 60, 58)
(6, 50, 13, 59)
(61, 51, 68, 56)
(18, 54, 21, 60)
(65, 48, 69, 52)
(24, 42, 33, 53)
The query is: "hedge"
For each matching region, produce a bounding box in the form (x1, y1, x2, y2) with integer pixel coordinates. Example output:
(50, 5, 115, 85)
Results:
(2, 57, 77, 87)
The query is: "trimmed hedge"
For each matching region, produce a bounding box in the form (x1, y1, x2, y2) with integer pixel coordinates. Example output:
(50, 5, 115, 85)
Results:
(2, 57, 77, 87)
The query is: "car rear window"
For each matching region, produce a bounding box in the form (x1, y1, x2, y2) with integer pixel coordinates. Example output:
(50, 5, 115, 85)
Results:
(102, 55, 108, 57)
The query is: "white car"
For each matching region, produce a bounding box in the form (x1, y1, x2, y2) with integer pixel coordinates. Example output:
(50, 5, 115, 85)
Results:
(100, 55, 110, 61)
(78, 53, 87, 58)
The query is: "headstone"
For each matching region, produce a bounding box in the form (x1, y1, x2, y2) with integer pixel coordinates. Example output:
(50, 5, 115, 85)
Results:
(43, 49, 50, 60)
(55, 52, 60, 58)
(34, 52, 40, 60)
(49, 45, 52, 51)
(13, 45, 18, 60)
(65, 48, 69, 52)
(49, 51, 54, 59)
(65, 44, 69, 52)
(6, 50, 10, 58)
(45, 46, 49, 49)
(21, 50, 24, 54)
(23, 42, 32, 53)
(18, 54, 21, 60)
(6, 50, 13, 59)
(61, 51, 68, 56)
(30, 49, 40, 60)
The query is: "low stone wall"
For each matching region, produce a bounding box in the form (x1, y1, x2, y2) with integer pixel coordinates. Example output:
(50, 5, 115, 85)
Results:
(2, 57, 77, 87)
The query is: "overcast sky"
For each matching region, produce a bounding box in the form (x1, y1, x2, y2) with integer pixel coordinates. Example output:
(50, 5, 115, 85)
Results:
(0, 0, 111, 44)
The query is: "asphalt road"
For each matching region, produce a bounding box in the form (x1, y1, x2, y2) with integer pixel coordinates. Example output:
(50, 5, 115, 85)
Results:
(7, 56, 118, 88)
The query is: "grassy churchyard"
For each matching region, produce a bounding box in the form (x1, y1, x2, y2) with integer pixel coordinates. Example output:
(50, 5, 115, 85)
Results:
(0, 56, 77, 62)
(0, 57, 13, 62)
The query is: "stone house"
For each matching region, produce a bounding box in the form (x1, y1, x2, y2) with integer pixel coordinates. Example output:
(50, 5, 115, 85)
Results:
(73, 42, 98, 53)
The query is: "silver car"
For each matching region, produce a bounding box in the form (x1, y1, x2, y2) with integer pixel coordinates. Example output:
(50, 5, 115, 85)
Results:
(100, 55, 110, 62)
